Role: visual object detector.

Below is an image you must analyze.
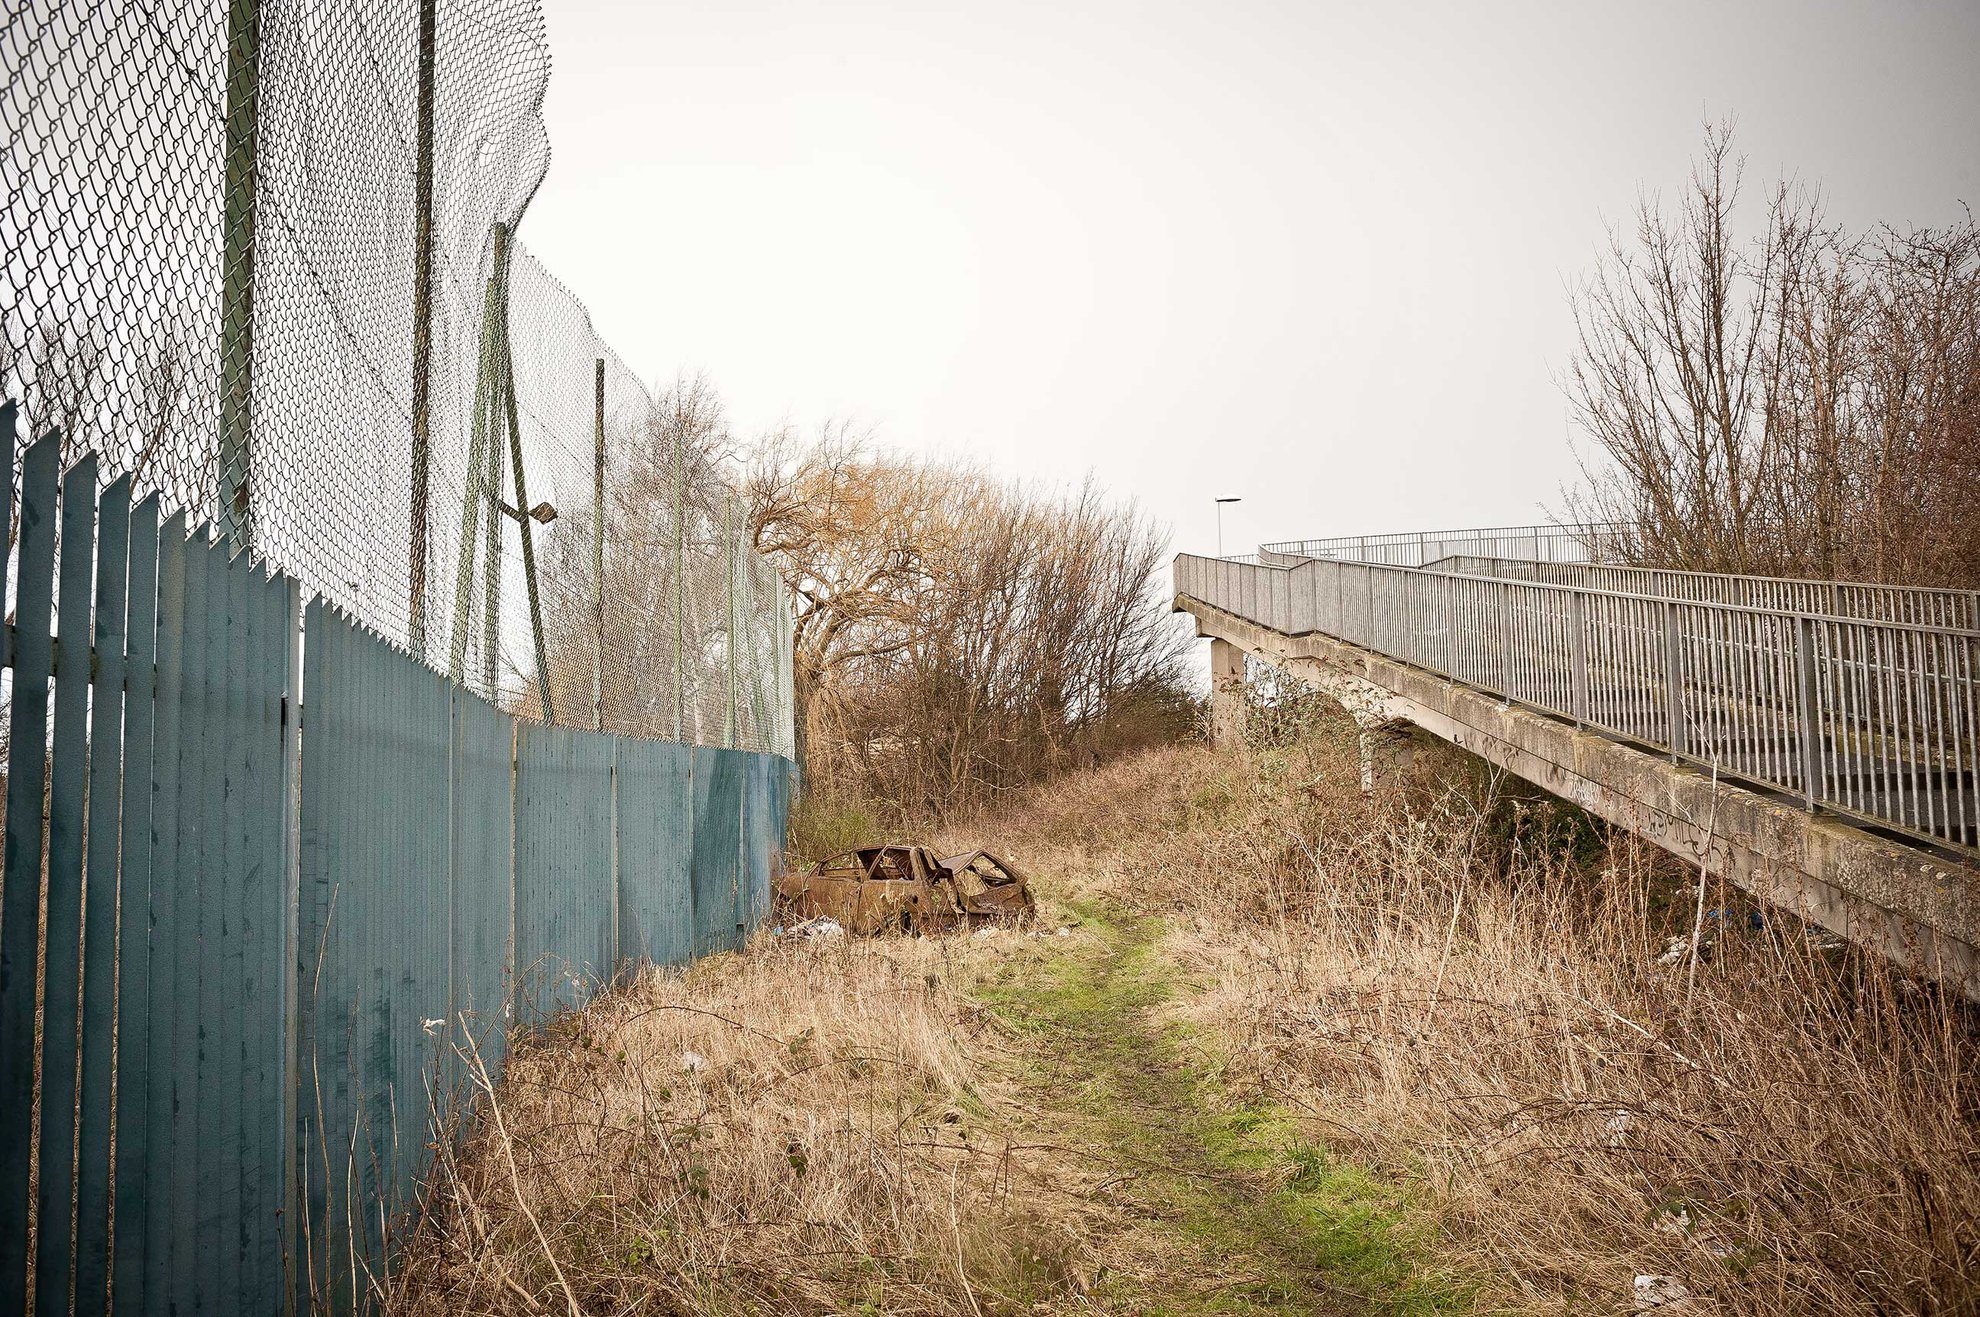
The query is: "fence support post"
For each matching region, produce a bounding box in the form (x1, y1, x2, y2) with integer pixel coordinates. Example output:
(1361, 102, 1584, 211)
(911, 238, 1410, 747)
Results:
(278, 575, 303, 1309)
(494, 258, 553, 723)
(1438, 570, 1453, 674)
(592, 358, 605, 731)
(1401, 567, 1415, 660)
(480, 389, 504, 695)
(674, 411, 686, 742)
(1796, 614, 1820, 809)
(479, 223, 512, 695)
(1496, 580, 1511, 697)
(408, 0, 436, 657)
(1664, 599, 1685, 762)
(726, 496, 739, 749)
(1569, 589, 1588, 727)
(217, 0, 260, 549)
(447, 228, 503, 684)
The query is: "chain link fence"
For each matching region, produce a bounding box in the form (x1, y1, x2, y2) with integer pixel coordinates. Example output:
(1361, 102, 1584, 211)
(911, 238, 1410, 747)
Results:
(2, 0, 792, 756)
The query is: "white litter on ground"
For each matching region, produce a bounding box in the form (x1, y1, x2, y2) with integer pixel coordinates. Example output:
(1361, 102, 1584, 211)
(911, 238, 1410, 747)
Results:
(1657, 934, 1701, 965)
(1633, 1274, 1695, 1310)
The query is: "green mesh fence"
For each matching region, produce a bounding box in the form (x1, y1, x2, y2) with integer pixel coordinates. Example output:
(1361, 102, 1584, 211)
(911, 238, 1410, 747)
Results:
(2, 0, 793, 755)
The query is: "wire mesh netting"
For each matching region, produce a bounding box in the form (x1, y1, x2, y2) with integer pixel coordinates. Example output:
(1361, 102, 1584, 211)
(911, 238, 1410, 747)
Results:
(2, 0, 793, 755)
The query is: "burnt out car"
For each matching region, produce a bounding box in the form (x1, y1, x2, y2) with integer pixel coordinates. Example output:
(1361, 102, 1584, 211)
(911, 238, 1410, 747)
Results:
(776, 844, 1034, 935)
(936, 850, 1035, 924)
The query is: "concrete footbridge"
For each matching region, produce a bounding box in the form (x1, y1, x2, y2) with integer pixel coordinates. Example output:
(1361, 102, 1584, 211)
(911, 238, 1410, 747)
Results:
(1174, 526, 1980, 993)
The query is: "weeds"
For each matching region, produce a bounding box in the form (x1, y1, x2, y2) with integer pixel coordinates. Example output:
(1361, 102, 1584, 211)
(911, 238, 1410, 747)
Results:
(966, 734, 1980, 1313)
(393, 721, 1980, 1314)
(387, 936, 1083, 1314)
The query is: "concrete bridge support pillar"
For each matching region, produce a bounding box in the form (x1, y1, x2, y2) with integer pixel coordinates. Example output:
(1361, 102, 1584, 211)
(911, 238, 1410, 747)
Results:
(1209, 637, 1246, 749)
(1356, 718, 1448, 793)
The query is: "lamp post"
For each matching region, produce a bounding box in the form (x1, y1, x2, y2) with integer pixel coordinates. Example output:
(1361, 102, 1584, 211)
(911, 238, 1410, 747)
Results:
(1215, 497, 1241, 558)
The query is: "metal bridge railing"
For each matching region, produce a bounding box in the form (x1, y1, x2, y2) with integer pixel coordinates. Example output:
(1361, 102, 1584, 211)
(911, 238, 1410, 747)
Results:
(1259, 523, 1627, 568)
(1425, 556, 1980, 631)
(1176, 552, 1980, 851)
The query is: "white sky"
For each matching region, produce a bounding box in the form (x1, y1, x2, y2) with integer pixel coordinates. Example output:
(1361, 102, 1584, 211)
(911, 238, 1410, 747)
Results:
(522, 0, 1980, 560)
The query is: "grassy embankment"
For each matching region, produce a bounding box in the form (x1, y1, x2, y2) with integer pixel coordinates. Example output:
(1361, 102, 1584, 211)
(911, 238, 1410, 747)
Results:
(391, 711, 1980, 1314)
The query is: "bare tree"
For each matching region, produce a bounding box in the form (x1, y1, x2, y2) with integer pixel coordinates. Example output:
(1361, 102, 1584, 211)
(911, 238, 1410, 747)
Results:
(746, 426, 1191, 820)
(536, 372, 741, 737)
(1569, 124, 1980, 587)
(27, 318, 106, 461)
(745, 420, 959, 772)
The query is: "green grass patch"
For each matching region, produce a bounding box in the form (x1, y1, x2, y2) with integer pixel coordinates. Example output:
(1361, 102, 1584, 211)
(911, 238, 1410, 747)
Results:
(973, 904, 1476, 1315)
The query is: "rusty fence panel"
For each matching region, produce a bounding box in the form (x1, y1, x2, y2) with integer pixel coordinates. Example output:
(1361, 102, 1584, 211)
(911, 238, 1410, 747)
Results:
(1176, 550, 1980, 851)
(0, 418, 795, 1314)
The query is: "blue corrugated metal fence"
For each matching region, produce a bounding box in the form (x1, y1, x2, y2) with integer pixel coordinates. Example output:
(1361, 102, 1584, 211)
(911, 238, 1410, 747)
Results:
(0, 413, 795, 1313)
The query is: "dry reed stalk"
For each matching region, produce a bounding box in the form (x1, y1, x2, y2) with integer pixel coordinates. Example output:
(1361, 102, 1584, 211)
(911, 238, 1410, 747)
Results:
(463, 1034, 581, 1317)
(939, 733, 1980, 1315)
(387, 933, 1087, 1314)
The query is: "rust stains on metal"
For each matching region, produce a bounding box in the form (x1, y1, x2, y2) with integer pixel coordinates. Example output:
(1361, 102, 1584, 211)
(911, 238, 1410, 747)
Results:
(935, 850, 1034, 923)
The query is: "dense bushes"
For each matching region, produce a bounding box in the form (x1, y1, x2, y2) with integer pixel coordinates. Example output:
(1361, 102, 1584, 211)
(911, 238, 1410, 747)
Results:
(746, 424, 1196, 826)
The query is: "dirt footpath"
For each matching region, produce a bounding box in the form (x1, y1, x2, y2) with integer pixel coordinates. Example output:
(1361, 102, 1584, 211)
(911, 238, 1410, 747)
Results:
(970, 907, 1462, 1315)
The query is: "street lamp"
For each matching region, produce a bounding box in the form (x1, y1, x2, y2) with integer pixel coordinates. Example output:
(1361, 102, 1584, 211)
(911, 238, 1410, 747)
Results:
(1215, 497, 1241, 558)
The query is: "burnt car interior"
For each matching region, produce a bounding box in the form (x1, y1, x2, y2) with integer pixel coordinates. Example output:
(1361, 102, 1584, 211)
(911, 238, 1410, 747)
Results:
(813, 848, 913, 879)
(866, 848, 914, 879)
(817, 852, 863, 879)
(944, 852, 1017, 882)
(814, 847, 911, 880)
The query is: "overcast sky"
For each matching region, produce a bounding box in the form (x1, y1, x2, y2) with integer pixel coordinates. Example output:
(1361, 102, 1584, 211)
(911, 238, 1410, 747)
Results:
(522, 0, 1980, 560)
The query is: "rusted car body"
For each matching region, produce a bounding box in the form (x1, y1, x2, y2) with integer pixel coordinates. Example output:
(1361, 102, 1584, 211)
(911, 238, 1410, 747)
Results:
(936, 850, 1035, 923)
(776, 844, 1034, 934)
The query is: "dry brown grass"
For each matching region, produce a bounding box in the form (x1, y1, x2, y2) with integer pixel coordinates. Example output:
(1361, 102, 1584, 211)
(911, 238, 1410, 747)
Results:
(386, 933, 1090, 1315)
(392, 713, 1980, 1314)
(954, 720, 1980, 1314)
